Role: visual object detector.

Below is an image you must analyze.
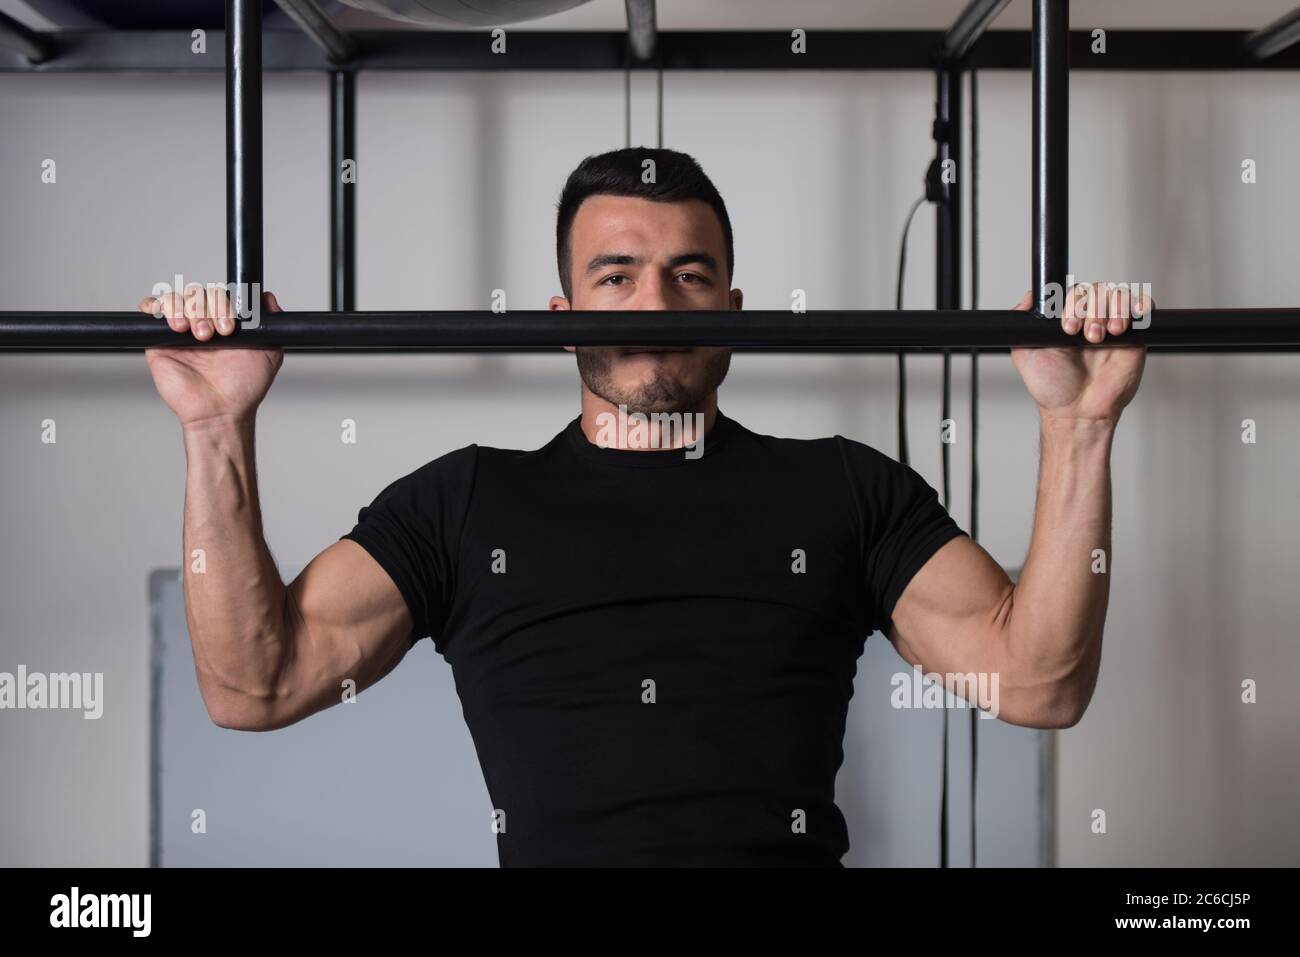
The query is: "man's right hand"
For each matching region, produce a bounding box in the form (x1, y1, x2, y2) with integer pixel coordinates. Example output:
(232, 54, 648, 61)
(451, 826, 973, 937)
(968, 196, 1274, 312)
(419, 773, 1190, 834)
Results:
(140, 284, 415, 732)
(137, 286, 285, 429)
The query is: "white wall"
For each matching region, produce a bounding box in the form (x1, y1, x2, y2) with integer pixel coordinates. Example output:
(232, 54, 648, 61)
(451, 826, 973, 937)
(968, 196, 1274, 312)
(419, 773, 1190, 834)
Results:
(1, 19, 1298, 866)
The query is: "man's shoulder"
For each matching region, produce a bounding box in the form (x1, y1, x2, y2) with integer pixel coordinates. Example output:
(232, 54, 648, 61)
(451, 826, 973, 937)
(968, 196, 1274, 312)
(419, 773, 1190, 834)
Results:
(362, 444, 481, 504)
(416, 425, 570, 478)
(409, 419, 902, 479)
(405, 442, 481, 480)
(732, 419, 896, 470)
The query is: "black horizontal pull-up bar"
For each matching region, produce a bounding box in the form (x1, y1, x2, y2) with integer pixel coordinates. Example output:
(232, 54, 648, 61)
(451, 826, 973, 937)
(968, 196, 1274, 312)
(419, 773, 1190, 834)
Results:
(2, 310, 1297, 353)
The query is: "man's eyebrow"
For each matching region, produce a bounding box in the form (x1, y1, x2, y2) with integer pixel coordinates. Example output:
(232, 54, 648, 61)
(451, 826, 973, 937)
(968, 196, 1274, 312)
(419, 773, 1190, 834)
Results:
(666, 251, 719, 273)
(585, 251, 720, 274)
(586, 253, 641, 273)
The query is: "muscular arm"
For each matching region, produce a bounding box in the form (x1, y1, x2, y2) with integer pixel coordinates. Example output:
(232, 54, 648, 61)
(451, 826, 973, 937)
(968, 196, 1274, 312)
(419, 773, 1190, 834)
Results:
(140, 287, 416, 731)
(887, 415, 1114, 729)
(886, 282, 1145, 729)
(183, 416, 414, 731)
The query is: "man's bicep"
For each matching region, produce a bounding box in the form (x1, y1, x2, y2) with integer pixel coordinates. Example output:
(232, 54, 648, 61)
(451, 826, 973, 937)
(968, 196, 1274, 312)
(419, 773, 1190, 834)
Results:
(276, 540, 416, 724)
(885, 535, 1015, 679)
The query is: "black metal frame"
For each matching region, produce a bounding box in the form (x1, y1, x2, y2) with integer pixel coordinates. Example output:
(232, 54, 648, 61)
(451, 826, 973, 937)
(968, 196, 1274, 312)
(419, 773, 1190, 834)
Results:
(943, 0, 1013, 62)
(0, 8, 52, 63)
(1245, 7, 1300, 61)
(8, 29, 1300, 73)
(2, 2, 1300, 352)
(3, 308, 1296, 352)
(226, 0, 262, 325)
(330, 70, 356, 311)
(1031, 0, 1068, 317)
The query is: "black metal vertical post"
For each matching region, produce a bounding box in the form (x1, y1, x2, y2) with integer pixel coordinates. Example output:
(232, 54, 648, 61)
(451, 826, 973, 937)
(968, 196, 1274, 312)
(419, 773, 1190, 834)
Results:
(330, 70, 356, 311)
(1032, 0, 1068, 316)
(227, 0, 263, 319)
(934, 62, 962, 873)
(935, 68, 962, 313)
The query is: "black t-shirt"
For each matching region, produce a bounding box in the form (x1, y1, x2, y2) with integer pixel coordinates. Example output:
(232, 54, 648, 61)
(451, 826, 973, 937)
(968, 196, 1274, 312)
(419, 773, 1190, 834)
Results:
(341, 411, 965, 866)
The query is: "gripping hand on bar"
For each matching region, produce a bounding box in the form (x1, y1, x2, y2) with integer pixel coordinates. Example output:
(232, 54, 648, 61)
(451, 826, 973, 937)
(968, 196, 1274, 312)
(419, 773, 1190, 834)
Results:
(1012, 281, 1151, 426)
(137, 286, 285, 430)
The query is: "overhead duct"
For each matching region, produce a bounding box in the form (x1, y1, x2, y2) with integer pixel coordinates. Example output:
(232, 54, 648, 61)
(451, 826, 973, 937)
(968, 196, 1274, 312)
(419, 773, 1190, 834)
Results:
(335, 0, 593, 27)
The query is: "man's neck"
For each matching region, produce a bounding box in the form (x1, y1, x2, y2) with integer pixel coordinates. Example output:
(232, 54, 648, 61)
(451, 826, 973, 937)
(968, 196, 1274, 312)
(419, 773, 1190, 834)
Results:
(579, 391, 718, 451)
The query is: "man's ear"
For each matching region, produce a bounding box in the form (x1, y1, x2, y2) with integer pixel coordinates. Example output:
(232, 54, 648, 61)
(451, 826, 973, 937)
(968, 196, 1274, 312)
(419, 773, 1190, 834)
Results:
(730, 288, 743, 311)
(549, 296, 576, 351)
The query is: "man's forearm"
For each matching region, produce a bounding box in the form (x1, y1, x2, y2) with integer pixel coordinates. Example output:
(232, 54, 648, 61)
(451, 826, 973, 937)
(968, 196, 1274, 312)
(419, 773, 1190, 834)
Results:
(181, 416, 292, 723)
(1006, 415, 1116, 724)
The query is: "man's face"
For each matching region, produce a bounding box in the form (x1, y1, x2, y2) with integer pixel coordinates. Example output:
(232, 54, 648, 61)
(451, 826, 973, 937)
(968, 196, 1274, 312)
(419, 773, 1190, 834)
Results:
(551, 194, 742, 415)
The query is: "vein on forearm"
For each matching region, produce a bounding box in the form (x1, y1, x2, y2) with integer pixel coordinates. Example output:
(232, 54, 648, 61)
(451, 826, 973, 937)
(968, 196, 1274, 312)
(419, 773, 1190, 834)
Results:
(1006, 417, 1114, 700)
(181, 420, 291, 705)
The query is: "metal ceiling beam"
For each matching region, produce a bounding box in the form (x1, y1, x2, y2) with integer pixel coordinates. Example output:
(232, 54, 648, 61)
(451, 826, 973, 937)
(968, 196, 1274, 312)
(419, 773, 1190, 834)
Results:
(8, 30, 1300, 73)
(942, 0, 1013, 61)
(0, 8, 52, 63)
(1244, 6, 1300, 61)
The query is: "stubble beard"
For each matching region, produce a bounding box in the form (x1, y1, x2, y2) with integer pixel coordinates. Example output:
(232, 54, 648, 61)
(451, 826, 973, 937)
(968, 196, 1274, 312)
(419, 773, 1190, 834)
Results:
(575, 347, 732, 416)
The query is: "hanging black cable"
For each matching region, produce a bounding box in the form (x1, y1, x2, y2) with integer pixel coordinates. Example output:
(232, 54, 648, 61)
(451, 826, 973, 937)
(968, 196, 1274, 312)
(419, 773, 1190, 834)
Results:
(656, 46, 664, 147)
(970, 67, 981, 544)
(623, 39, 631, 148)
(623, 42, 663, 148)
(894, 195, 926, 466)
(968, 64, 981, 869)
(898, 186, 944, 860)
(940, 682, 949, 866)
(940, 372, 951, 869)
(941, 361, 951, 504)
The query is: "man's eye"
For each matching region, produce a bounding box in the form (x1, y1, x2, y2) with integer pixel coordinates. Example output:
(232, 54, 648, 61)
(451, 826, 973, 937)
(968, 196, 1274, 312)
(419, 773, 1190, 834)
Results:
(600, 274, 628, 286)
(676, 273, 703, 284)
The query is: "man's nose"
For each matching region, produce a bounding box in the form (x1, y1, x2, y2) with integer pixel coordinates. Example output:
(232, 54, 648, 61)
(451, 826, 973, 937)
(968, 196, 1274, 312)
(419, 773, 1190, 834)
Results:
(631, 273, 673, 310)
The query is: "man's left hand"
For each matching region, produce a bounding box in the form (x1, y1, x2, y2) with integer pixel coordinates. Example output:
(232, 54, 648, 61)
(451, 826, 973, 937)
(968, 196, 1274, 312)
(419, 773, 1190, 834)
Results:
(1010, 282, 1149, 424)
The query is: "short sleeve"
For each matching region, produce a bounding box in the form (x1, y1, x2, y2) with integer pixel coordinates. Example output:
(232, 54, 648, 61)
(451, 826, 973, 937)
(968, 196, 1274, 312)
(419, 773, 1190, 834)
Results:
(340, 445, 478, 649)
(835, 436, 967, 633)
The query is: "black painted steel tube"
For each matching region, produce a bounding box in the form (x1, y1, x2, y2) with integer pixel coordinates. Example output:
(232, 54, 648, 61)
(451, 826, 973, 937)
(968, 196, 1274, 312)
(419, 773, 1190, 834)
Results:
(2, 310, 1298, 352)
(227, 0, 263, 323)
(942, 0, 1013, 61)
(330, 71, 356, 312)
(0, 9, 51, 63)
(1032, 0, 1068, 317)
(1244, 7, 1300, 61)
(11, 31, 1300, 74)
(936, 68, 962, 312)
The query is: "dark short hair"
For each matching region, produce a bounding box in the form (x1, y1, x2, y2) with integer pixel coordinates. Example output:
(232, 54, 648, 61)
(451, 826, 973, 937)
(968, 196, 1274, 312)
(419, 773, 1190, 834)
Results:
(555, 147, 734, 299)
